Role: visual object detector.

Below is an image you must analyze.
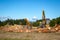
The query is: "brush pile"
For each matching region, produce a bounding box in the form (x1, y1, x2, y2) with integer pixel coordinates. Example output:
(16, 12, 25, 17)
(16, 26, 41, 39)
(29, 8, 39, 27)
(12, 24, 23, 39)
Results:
(0, 25, 60, 33)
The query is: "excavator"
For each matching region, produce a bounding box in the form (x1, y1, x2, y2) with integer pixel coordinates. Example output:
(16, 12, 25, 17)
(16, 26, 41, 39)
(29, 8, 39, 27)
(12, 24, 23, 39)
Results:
(24, 18, 32, 30)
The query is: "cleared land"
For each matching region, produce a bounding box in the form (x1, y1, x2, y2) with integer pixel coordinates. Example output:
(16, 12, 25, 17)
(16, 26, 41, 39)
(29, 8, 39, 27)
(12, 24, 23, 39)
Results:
(0, 30, 60, 40)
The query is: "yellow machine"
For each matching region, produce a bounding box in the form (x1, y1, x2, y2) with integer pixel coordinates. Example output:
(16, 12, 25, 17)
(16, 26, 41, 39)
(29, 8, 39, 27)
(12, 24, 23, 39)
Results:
(24, 18, 32, 30)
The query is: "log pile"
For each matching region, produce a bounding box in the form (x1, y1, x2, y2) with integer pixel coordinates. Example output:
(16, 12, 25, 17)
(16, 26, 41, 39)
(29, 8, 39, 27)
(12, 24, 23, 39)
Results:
(0, 25, 60, 33)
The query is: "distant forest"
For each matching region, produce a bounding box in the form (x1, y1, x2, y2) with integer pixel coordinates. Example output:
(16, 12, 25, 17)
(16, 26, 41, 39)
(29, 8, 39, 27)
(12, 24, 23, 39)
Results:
(0, 17, 60, 27)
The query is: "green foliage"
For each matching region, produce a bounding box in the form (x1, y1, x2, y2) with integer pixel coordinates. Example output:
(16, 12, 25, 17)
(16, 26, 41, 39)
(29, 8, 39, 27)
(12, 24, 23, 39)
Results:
(49, 19, 56, 27)
(32, 22, 39, 27)
(49, 17, 60, 27)
(56, 17, 60, 24)
(0, 19, 26, 26)
(0, 21, 2, 26)
(36, 20, 42, 22)
(19, 19, 26, 25)
(0, 17, 60, 27)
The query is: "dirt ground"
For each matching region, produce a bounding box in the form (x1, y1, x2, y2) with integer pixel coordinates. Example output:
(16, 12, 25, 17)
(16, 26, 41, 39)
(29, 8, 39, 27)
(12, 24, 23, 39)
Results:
(0, 31, 60, 40)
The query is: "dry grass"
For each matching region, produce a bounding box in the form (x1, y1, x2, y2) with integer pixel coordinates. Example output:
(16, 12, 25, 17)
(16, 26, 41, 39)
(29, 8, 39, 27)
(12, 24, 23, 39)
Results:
(0, 30, 60, 40)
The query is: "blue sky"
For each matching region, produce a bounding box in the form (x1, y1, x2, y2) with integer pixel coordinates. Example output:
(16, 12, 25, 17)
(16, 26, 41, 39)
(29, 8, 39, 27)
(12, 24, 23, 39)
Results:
(0, 0, 60, 21)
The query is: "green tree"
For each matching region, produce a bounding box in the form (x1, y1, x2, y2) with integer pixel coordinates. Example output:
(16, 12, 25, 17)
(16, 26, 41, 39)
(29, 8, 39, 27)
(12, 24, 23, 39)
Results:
(56, 17, 60, 24)
(49, 19, 56, 27)
(0, 21, 2, 26)
(32, 22, 39, 27)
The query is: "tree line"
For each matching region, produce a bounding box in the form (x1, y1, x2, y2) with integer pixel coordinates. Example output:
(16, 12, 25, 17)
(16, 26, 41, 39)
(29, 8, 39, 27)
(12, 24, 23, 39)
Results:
(49, 17, 60, 27)
(0, 17, 60, 27)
